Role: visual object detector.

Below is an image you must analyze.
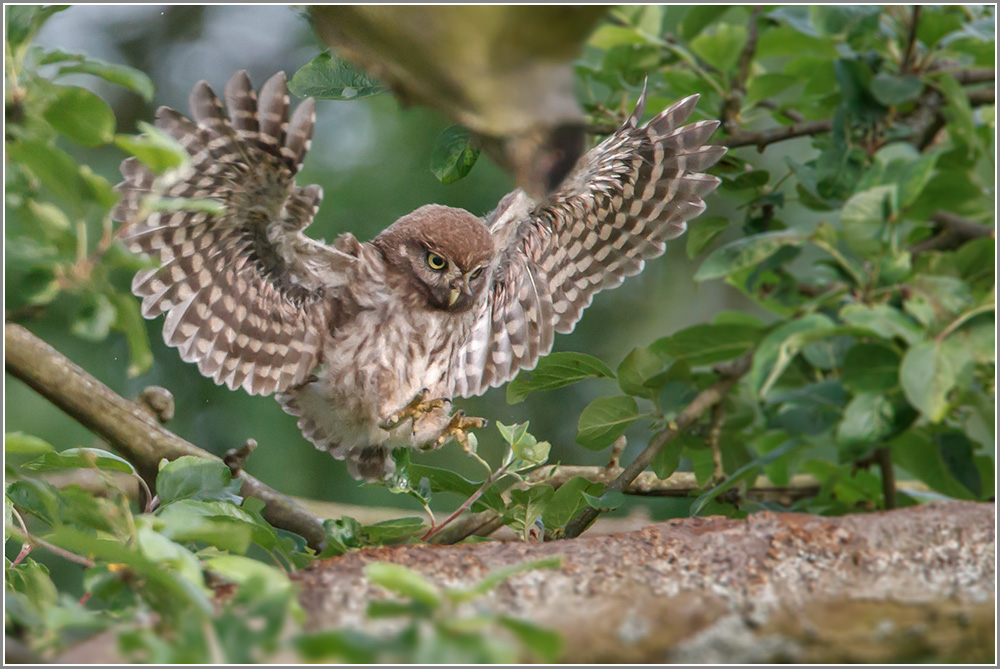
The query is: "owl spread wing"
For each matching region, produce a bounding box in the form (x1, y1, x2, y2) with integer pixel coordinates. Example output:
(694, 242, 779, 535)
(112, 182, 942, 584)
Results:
(452, 90, 726, 397)
(113, 71, 357, 396)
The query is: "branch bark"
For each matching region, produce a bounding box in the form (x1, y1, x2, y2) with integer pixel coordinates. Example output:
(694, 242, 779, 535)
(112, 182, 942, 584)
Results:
(4, 323, 328, 551)
(294, 501, 996, 663)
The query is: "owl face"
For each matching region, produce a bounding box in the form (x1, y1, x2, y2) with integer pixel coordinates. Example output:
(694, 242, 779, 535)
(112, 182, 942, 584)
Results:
(375, 204, 495, 314)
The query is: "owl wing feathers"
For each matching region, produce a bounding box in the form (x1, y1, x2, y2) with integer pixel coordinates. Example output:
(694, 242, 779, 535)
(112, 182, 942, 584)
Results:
(113, 71, 355, 396)
(453, 89, 726, 397)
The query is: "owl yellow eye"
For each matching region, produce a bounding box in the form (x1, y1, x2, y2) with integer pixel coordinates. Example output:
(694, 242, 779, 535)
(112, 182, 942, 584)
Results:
(426, 252, 447, 271)
(469, 267, 484, 280)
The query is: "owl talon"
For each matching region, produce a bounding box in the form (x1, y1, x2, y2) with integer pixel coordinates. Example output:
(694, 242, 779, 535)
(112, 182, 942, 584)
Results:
(380, 388, 450, 431)
(436, 411, 488, 449)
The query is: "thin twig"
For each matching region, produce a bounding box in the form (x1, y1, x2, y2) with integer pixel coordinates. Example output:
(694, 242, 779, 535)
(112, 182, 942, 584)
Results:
(7, 526, 97, 569)
(909, 210, 994, 254)
(422, 461, 512, 542)
(563, 355, 753, 539)
(723, 119, 834, 150)
(876, 447, 897, 510)
(900, 6, 921, 75)
(4, 323, 328, 551)
(721, 6, 762, 132)
(708, 403, 726, 484)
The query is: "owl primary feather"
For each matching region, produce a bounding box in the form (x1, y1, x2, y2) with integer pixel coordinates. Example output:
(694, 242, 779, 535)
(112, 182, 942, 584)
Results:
(113, 70, 725, 480)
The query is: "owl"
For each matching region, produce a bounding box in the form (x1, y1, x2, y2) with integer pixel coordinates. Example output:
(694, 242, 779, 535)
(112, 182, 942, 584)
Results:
(113, 71, 725, 480)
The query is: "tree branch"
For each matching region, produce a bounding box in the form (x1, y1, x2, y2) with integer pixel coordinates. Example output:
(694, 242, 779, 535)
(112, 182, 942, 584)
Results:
(909, 210, 995, 254)
(723, 119, 834, 150)
(899, 6, 921, 75)
(289, 501, 995, 664)
(563, 355, 752, 538)
(4, 323, 328, 551)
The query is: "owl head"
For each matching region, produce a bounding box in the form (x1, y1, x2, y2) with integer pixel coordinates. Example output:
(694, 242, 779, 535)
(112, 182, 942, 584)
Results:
(375, 204, 495, 313)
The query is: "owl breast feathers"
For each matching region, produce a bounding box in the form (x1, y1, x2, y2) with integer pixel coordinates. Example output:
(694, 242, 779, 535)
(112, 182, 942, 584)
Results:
(113, 70, 725, 480)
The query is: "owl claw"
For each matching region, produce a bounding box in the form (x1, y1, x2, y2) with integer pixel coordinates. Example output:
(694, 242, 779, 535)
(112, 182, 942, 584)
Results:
(436, 410, 488, 450)
(380, 388, 450, 431)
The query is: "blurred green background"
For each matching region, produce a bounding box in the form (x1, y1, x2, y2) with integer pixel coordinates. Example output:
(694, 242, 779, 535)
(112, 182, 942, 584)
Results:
(8, 5, 784, 515)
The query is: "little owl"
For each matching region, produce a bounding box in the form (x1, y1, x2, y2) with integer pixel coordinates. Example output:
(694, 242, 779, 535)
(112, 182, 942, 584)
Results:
(113, 71, 725, 480)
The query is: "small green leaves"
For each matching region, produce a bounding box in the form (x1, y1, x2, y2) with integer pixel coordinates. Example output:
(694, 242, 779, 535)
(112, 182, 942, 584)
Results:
(156, 457, 243, 506)
(46, 52, 155, 101)
(115, 121, 189, 173)
(685, 216, 729, 258)
(430, 126, 481, 184)
(289, 52, 386, 100)
(506, 352, 615, 404)
(497, 421, 551, 467)
(582, 489, 626, 511)
(576, 396, 640, 450)
(616, 345, 667, 397)
(43, 85, 116, 147)
(900, 340, 974, 423)
(695, 231, 806, 281)
(652, 323, 762, 366)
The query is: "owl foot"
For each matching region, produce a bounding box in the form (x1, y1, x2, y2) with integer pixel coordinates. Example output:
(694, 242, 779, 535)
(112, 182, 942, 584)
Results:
(436, 410, 489, 451)
(380, 388, 450, 431)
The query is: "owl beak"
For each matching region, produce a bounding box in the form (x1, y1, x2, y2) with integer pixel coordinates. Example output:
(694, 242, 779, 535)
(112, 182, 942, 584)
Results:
(448, 288, 461, 307)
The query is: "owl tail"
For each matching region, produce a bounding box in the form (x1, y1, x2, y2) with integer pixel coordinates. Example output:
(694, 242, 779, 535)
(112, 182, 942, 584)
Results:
(112, 71, 332, 396)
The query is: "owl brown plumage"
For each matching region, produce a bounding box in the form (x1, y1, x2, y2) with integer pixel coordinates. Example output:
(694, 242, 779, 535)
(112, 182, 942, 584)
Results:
(113, 70, 725, 480)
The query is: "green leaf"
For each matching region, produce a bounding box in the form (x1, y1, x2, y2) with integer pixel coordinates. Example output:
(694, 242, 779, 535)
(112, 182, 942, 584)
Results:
(289, 52, 385, 100)
(71, 293, 116, 341)
(841, 342, 901, 393)
(110, 291, 154, 376)
(749, 313, 835, 397)
(651, 323, 762, 366)
(835, 392, 899, 451)
(115, 121, 189, 174)
(651, 440, 683, 480)
(156, 456, 243, 505)
(840, 185, 897, 257)
(497, 616, 563, 663)
(504, 486, 554, 539)
(690, 23, 747, 73)
(870, 73, 923, 106)
(891, 430, 979, 500)
(6, 5, 69, 48)
(506, 352, 614, 404)
(363, 517, 425, 544)
(6, 141, 89, 217)
(430, 125, 480, 184)
(5, 433, 56, 456)
(694, 231, 806, 281)
(43, 85, 115, 147)
(582, 489, 626, 511)
(686, 216, 729, 259)
(321, 516, 365, 557)
(900, 340, 974, 422)
(54, 56, 155, 101)
(576, 396, 640, 451)
(22, 447, 137, 475)
(588, 24, 648, 49)
(746, 73, 800, 106)
(542, 477, 603, 529)
(840, 304, 923, 345)
(496, 422, 551, 466)
(366, 562, 442, 608)
(617, 346, 667, 397)
(681, 6, 732, 40)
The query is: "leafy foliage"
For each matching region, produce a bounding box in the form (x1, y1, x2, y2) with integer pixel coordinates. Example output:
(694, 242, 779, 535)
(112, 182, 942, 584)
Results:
(4, 4, 995, 664)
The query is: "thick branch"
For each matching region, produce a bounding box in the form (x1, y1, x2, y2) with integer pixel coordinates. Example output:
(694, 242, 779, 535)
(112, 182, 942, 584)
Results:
(4, 323, 328, 550)
(292, 501, 995, 663)
(563, 355, 752, 539)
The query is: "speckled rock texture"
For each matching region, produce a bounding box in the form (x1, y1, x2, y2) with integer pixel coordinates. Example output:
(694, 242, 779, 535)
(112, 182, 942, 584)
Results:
(294, 501, 995, 662)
